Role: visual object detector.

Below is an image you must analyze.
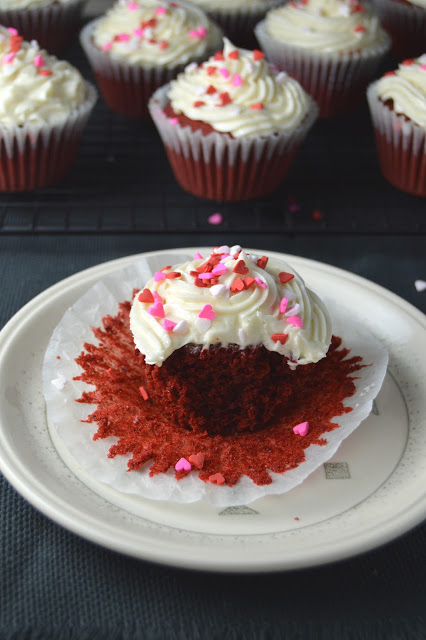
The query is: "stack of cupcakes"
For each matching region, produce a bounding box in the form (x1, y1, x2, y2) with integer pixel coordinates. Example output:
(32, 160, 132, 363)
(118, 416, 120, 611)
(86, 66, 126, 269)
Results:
(148, 38, 318, 201)
(255, 0, 391, 118)
(80, 0, 223, 119)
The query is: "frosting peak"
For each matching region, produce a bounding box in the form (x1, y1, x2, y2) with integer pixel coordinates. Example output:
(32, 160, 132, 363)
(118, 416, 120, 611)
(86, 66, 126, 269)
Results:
(130, 247, 332, 367)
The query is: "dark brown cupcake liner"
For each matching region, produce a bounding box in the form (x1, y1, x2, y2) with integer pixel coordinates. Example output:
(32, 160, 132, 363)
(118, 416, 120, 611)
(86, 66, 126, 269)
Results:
(373, 0, 426, 59)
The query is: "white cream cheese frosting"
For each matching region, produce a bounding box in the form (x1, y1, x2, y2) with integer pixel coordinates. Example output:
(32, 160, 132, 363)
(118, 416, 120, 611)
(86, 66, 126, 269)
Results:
(167, 38, 313, 138)
(92, 0, 222, 68)
(130, 247, 332, 367)
(0, 26, 87, 127)
(0, 0, 74, 8)
(374, 55, 426, 128)
(263, 0, 388, 54)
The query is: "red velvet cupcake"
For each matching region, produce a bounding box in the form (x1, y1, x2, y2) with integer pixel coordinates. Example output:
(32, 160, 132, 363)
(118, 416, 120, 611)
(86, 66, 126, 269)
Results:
(367, 55, 426, 197)
(0, 26, 96, 192)
(149, 39, 318, 201)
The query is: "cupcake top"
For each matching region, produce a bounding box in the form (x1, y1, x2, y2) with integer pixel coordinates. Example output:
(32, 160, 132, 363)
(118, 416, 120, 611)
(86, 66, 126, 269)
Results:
(0, 26, 87, 127)
(92, 0, 222, 68)
(130, 246, 332, 367)
(166, 38, 314, 138)
(262, 0, 388, 54)
(0, 0, 74, 7)
(181, 0, 273, 11)
(373, 55, 426, 127)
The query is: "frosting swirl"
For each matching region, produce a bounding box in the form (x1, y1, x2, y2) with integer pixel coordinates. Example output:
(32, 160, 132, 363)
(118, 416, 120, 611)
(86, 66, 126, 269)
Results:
(92, 0, 222, 68)
(263, 0, 388, 54)
(0, 26, 88, 127)
(374, 55, 426, 128)
(130, 247, 332, 367)
(167, 38, 313, 138)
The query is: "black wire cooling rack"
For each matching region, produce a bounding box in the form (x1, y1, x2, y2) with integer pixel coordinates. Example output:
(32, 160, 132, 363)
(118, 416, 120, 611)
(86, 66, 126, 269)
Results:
(0, 42, 424, 236)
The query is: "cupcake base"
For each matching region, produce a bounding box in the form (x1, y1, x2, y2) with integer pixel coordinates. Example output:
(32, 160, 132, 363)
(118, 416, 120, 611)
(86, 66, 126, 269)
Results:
(0, 83, 97, 193)
(0, 0, 85, 55)
(149, 84, 318, 201)
(367, 86, 426, 197)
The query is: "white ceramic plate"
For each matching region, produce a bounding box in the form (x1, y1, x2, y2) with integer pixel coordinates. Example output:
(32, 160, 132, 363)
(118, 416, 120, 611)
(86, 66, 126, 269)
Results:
(0, 249, 425, 573)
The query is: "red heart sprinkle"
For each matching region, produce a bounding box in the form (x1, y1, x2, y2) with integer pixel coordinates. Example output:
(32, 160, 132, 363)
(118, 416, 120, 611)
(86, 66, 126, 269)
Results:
(218, 92, 232, 106)
(209, 473, 225, 485)
(272, 333, 289, 345)
(233, 260, 249, 274)
(228, 50, 239, 59)
(165, 271, 181, 279)
(257, 256, 268, 269)
(214, 51, 224, 60)
(253, 49, 265, 61)
(207, 65, 216, 75)
(279, 272, 294, 283)
(402, 58, 415, 65)
(206, 84, 217, 94)
(189, 452, 205, 469)
(194, 100, 205, 107)
(138, 288, 154, 303)
(251, 103, 264, 110)
(230, 277, 245, 293)
(244, 276, 255, 288)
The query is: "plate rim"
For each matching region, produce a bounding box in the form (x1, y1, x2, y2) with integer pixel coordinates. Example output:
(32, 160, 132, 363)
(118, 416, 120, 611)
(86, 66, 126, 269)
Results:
(0, 248, 425, 573)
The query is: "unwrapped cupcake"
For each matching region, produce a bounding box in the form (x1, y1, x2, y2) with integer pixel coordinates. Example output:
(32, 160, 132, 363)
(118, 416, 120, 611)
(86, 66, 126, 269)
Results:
(0, 26, 97, 192)
(255, 0, 391, 119)
(367, 55, 426, 197)
(373, 0, 426, 59)
(0, 0, 85, 55)
(80, 0, 222, 119)
(148, 38, 318, 201)
(180, 0, 283, 48)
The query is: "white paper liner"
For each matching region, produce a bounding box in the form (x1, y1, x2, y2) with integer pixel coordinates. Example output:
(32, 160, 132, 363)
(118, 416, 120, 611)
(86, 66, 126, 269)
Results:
(0, 0, 85, 53)
(42, 254, 388, 507)
(148, 83, 319, 165)
(373, 0, 426, 57)
(255, 20, 391, 117)
(79, 15, 223, 83)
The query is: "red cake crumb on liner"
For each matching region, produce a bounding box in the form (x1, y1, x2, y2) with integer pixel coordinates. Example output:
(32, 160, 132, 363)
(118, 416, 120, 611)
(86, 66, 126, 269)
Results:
(42, 254, 388, 507)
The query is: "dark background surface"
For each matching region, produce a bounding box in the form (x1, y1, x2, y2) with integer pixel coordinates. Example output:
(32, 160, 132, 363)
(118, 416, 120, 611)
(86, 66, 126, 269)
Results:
(0, 20, 425, 640)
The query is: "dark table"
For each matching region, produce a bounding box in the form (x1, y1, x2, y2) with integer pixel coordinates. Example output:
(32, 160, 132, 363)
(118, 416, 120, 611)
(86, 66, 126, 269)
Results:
(0, 33, 425, 640)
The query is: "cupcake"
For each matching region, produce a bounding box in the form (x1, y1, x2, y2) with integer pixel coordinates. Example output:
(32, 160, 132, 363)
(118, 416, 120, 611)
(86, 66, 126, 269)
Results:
(255, 0, 391, 118)
(367, 55, 426, 197)
(373, 0, 426, 59)
(80, 0, 222, 119)
(0, 0, 85, 55)
(181, 0, 283, 48)
(129, 246, 332, 435)
(148, 38, 318, 201)
(0, 26, 97, 192)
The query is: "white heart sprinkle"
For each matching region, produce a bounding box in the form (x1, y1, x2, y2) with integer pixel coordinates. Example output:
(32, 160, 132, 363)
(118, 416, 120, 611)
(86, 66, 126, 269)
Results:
(51, 373, 67, 390)
(285, 303, 301, 316)
(214, 245, 230, 255)
(230, 245, 242, 256)
(210, 284, 227, 297)
(172, 320, 188, 335)
(414, 279, 426, 292)
(195, 317, 212, 333)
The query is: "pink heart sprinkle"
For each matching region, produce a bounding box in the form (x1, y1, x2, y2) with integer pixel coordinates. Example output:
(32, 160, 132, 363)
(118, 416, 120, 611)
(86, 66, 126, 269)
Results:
(420, 64, 426, 71)
(102, 42, 113, 51)
(287, 315, 303, 328)
(280, 298, 288, 314)
(255, 277, 267, 289)
(189, 29, 199, 38)
(153, 291, 163, 303)
(34, 54, 45, 68)
(219, 67, 230, 79)
(175, 457, 191, 472)
(199, 304, 215, 320)
(293, 421, 309, 436)
(197, 26, 207, 37)
(163, 319, 177, 331)
(155, 6, 167, 13)
(232, 74, 242, 86)
(117, 33, 130, 42)
(154, 271, 166, 282)
(134, 28, 144, 37)
(3, 52, 15, 64)
(194, 252, 203, 259)
(7, 27, 18, 35)
(211, 263, 227, 276)
(208, 213, 223, 225)
(148, 302, 165, 318)
(198, 272, 213, 279)
(128, 1, 139, 9)
(169, 117, 178, 125)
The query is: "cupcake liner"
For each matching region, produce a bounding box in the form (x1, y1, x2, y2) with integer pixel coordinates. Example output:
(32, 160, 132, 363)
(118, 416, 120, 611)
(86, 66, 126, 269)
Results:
(373, 0, 426, 59)
(0, 81, 97, 192)
(80, 18, 223, 119)
(148, 83, 318, 201)
(42, 254, 389, 507)
(367, 84, 426, 197)
(255, 20, 391, 118)
(202, 0, 283, 49)
(0, 0, 85, 55)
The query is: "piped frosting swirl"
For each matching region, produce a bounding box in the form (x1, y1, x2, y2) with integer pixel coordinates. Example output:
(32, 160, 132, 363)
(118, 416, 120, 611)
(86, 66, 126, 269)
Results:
(130, 246, 332, 367)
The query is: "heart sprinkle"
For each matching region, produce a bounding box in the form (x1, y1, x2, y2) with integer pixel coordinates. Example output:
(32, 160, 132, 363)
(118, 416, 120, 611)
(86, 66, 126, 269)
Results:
(199, 304, 215, 320)
(138, 288, 154, 303)
(287, 315, 303, 328)
(175, 457, 191, 472)
(208, 473, 225, 485)
(189, 452, 205, 469)
(148, 301, 165, 318)
(279, 272, 295, 284)
(293, 421, 310, 436)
